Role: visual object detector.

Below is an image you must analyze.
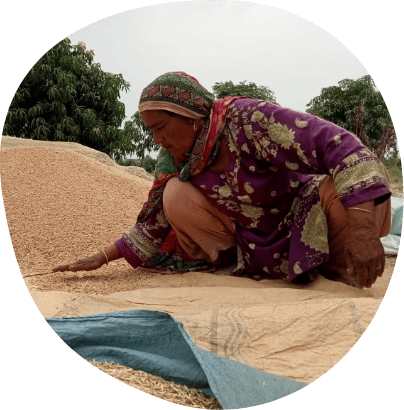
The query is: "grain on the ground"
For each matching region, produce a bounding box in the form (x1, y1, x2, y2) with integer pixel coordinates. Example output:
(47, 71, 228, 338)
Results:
(88, 360, 222, 409)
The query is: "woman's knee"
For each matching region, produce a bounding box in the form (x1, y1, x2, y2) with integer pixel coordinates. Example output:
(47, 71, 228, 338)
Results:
(163, 178, 180, 217)
(163, 178, 195, 221)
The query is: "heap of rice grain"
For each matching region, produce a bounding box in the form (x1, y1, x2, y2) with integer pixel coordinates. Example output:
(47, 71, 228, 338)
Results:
(89, 361, 221, 409)
(0, 136, 223, 409)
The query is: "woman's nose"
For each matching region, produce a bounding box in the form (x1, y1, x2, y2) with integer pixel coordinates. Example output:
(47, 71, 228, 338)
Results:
(153, 132, 164, 145)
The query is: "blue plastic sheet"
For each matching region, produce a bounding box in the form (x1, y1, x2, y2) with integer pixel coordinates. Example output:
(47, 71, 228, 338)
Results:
(47, 310, 307, 409)
(381, 196, 403, 255)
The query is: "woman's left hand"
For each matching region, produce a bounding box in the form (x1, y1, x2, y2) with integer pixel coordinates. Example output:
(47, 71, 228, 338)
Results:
(344, 204, 385, 289)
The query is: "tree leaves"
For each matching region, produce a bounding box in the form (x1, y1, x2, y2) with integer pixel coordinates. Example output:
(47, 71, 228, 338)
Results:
(212, 80, 276, 102)
(3, 38, 131, 156)
(306, 75, 393, 149)
(118, 111, 158, 165)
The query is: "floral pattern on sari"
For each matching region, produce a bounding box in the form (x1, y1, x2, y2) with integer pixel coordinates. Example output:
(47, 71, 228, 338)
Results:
(191, 99, 390, 281)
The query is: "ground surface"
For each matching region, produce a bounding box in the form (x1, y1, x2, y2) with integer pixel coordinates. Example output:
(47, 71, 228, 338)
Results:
(0, 135, 400, 408)
(1, 136, 223, 408)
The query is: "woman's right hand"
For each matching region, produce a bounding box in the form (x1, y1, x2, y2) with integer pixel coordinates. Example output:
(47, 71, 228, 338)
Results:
(52, 252, 107, 273)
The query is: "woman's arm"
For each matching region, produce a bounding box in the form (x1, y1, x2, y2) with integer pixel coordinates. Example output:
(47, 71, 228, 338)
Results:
(52, 242, 123, 273)
(239, 101, 390, 208)
(345, 201, 385, 289)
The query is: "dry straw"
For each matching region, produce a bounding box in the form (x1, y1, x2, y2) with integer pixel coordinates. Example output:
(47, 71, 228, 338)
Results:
(89, 360, 221, 409)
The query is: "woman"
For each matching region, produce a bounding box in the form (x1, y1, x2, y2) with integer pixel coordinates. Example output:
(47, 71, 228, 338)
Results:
(53, 72, 391, 289)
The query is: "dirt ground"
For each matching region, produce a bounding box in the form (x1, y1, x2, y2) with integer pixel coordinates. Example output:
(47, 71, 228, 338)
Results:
(0, 135, 400, 408)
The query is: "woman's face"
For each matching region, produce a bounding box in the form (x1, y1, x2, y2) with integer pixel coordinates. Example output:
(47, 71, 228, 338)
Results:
(141, 110, 197, 159)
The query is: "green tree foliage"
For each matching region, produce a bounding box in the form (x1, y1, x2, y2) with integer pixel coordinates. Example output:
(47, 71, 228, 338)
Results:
(306, 75, 393, 149)
(118, 155, 157, 174)
(3, 38, 131, 157)
(384, 146, 401, 169)
(142, 155, 158, 175)
(122, 111, 158, 166)
(212, 80, 276, 102)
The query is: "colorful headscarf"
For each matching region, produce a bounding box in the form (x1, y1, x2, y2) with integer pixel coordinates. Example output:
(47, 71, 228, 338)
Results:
(139, 71, 215, 119)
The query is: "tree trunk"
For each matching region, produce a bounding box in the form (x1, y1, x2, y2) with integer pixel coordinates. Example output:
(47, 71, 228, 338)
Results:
(374, 124, 396, 161)
(353, 106, 371, 148)
(353, 106, 396, 161)
(140, 150, 145, 167)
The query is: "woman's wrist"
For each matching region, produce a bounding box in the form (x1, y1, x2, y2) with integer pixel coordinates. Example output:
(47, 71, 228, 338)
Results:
(100, 250, 109, 265)
(347, 200, 375, 212)
(93, 251, 108, 266)
(100, 243, 122, 264)
(346, 201, 377, 229)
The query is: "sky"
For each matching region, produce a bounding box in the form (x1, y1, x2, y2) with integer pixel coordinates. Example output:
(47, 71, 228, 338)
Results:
(67, 1, 369, 121)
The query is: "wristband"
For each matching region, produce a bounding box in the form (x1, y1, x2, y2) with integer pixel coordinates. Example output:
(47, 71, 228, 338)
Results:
(348, 207, 375, 215)
(101, 250, 109, 265)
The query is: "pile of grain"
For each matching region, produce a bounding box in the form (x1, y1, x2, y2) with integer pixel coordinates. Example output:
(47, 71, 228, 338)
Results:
(0, 140, 155, 293)
(89, 361, 221, 409)
(30, 266, 158, 294)
(0, 138, 224, 408)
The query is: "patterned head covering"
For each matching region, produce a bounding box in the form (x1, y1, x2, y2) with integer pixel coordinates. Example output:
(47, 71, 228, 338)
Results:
(139, 71, 215, 119)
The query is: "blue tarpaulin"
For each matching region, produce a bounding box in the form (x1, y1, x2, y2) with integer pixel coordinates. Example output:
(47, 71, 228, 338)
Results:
(47, 310, 307, 409)
(381, 196, 403, 255)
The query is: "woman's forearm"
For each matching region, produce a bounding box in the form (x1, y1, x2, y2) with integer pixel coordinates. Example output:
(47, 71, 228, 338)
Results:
(344, 199, 385, 288)
(346, 200, 376, 229)
(347, 200, 375, 213)
(99, 243, 122, 264)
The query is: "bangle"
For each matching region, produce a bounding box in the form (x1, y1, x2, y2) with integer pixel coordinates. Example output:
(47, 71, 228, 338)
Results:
(348, 207, 375, 215)
(101, 250, 109, 265)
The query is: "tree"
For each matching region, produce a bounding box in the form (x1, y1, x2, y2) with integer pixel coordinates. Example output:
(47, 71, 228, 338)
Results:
(306, 75, 395, 155)
(122, 111, 158, 166)
(212, 80, 276, 102)
(384, 144, 401, 169)
(3, 38, 131, 158)
(117, 155, 157, 174)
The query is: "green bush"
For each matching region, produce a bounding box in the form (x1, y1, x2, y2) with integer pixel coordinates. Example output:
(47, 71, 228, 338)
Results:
(117, 155, 157, 174)
(117, 158, 140, 167)
(142, 156, 158, 174)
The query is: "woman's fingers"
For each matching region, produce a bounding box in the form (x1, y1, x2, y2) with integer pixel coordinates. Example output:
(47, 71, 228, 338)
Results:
(354, 262, 369, 290)
(52, 256, 101, 273)
(366, 242, 385, 287)
(376, 257, 385, 278)
(345, 251, 356, 279)
(366, 261, 376, 288)
(52, 264, 71, 272)
(67, 263, 82, 272)
(376, 242, 385, 278)
(68, 258, 95, 271)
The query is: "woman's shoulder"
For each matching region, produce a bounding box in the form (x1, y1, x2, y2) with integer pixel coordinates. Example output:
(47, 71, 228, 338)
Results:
(227, 98, 317, 129)
(229, 97, 280, 109)
(227, 98, 287, 120)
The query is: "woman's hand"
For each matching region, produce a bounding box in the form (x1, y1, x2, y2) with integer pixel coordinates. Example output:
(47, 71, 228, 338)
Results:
(344, 203, 385, 289)
(52, 252, 107, 273)
(51, 244, 122, 274)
